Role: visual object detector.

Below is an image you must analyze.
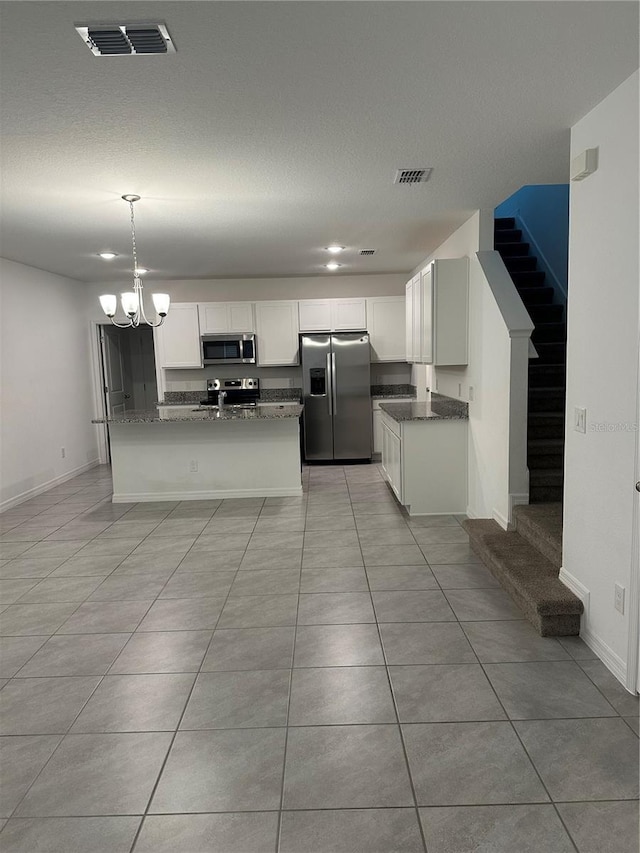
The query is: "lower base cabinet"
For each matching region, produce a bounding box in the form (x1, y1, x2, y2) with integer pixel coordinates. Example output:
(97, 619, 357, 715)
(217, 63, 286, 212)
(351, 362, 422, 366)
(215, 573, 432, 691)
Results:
(372, 398, 414, 456)
(380, 411, 467, 515)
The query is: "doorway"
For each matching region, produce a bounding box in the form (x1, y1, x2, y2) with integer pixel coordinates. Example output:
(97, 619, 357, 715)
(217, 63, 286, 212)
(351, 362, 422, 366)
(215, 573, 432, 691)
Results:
(98, 324, 158, 419)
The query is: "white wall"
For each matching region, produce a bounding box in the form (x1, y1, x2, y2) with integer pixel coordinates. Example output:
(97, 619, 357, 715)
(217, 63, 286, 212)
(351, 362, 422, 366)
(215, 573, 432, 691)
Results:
(561, 70, 639, 686)
(410, 210, 523, 524)
(0, 258, 100, 508)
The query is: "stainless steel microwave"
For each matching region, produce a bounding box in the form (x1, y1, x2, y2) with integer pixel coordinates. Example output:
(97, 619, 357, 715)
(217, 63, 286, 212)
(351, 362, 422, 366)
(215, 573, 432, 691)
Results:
(201, 334, 256, 365)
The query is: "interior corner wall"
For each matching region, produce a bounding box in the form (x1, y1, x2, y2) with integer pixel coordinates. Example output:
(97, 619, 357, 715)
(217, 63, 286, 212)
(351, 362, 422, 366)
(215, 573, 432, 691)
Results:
(563, 70, 639, 681)
(0, 258, 99, 508)
(411, 210, 512, 523)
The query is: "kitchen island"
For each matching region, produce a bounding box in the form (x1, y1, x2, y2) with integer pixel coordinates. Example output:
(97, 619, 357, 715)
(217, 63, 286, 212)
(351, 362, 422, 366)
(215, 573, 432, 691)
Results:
(93, 404, 303, 503)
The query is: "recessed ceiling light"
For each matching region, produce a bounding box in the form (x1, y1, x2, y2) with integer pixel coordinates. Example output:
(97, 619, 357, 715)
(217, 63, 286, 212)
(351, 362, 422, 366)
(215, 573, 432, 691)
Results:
(325, 245, 345, 254)
(325, 262, 341, 271)
(98, 252, 117, 260)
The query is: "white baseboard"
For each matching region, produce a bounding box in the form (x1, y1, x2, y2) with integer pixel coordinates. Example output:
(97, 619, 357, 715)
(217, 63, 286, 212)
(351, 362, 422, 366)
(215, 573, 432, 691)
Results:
(0, 460, 101, 513)
(112, 486, 304, 503)
(465, 505, 478, 519)
(509, 493, 529, 525)
(492, 507, 509, 531)
(559, 566, 629, 688)
(559, 566, 591, 613)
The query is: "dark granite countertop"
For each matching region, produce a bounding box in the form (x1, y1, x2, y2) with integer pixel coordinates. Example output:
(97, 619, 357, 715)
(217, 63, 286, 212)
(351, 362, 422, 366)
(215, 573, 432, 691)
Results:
(371, 384, 416, 400)
(379, 394, 468, 422)
(93, 403, 303, 424)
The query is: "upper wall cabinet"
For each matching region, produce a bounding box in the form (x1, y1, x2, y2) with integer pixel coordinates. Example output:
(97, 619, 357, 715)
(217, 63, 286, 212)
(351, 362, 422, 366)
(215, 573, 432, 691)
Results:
(406, 258, 469, 365)
(255, 301, 300, 366)
(367, 296, 406, 362)
(298, 298, 367, 332)
(155, 303, 203, 369)
(199, 302, 255, 334)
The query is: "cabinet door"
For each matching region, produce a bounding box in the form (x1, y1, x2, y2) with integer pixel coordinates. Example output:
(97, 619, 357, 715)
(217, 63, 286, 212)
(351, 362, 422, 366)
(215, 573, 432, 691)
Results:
(332, 298, 367, 331)
(405, 280, 414, 362)
(299, 300, 333, 331)
(421, 265, 434, 364)
(367, 296, 406, 362)
(381, 421, 402, 499)
(199, 303, 228, 334)
(227, 302, 255, 333)
(255, 301, 299, 366)
(156, 303, 202, 368)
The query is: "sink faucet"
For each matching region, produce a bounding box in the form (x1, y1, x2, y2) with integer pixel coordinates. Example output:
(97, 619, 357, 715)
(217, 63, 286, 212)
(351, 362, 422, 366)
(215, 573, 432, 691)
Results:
(218, 390, 227, 408)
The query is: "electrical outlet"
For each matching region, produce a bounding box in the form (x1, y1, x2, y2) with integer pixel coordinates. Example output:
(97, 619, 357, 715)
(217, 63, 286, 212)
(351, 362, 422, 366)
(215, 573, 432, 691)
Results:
(60, 447, 66, 458)
(468, 385, 475, 402)
(614, 583, 625, 614)
(574, 407, 587, 433)
(189, 459, 198, 473)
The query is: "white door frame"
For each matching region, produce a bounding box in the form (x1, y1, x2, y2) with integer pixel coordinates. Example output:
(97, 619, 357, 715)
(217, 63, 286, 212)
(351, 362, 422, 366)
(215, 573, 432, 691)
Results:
(89, 321, 109, 465)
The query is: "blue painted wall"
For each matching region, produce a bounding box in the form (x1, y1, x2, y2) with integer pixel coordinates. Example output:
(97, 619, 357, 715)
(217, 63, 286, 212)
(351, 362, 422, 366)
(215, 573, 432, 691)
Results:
(495, 184, 569, 300)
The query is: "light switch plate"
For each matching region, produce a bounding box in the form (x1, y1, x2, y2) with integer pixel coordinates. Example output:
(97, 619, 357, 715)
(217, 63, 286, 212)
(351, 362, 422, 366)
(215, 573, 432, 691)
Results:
(574, 407, 586, 433)
(614, 583, 625, 614)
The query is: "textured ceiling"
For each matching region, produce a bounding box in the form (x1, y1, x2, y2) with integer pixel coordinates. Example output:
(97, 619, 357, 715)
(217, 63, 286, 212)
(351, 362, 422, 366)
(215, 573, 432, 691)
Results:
(0, 1, 638, 282)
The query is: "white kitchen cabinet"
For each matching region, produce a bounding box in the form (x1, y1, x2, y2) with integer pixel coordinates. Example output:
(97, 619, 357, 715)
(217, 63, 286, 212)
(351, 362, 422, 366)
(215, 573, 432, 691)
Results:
(367, 296, 406, 362)
(372, 397, 414, 455)
(381, 417, 402, 500)
(199, 302, 255, 334)
(298, 298, 367, 332)
(406, 258, 468, 365)
(255, 301, 300, 366)
(154, 303, 203, 369)
(380, 408, 467, 514)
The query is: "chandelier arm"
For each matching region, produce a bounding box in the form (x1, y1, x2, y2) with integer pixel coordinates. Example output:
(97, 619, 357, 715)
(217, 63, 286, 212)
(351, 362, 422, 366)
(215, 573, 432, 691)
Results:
(107, 316, 135, 329)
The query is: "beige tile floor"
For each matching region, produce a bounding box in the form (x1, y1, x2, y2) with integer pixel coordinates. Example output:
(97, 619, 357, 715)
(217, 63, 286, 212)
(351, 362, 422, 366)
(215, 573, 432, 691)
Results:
(0, 464, 638, 852)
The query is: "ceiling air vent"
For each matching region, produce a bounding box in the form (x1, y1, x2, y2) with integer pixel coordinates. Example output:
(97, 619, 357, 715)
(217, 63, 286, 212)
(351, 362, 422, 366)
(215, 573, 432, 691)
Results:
(360, 249, 376, 255)
(394, 168, 433, 185)
(75, 23, 176, 56)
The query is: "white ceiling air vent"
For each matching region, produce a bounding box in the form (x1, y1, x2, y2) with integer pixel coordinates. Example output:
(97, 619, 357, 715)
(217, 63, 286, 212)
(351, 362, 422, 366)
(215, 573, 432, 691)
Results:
(359, 249, 376, 255)
(75, 23, 176, 56)
(394, 168, 433, 185)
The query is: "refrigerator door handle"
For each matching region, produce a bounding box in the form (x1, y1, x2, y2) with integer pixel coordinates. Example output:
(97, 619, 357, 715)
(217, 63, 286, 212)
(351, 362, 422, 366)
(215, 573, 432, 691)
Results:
(331, 352, 338, 416)
(326, 353, 333, 416)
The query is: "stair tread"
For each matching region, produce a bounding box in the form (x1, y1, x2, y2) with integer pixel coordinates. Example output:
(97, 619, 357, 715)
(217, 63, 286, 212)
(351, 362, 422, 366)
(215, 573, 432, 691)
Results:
(527, 438, 565, 450)
(463, 519, 582, 635)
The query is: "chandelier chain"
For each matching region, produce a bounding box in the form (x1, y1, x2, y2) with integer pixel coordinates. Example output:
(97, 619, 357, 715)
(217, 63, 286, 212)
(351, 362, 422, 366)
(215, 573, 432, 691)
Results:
(128, 199, 139, 277)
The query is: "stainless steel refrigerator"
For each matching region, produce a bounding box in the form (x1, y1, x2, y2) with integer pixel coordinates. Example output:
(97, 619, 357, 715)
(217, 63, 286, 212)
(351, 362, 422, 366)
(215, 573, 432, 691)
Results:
(301, 332, 372, 461)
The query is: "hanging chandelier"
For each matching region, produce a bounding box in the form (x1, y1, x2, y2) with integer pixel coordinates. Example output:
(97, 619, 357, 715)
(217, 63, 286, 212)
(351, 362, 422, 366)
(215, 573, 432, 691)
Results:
(99, 195, 170, 327)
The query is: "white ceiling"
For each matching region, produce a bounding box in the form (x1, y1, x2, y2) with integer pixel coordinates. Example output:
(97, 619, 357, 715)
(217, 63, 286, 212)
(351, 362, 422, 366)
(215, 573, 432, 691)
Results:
(0, 1, 637, 282)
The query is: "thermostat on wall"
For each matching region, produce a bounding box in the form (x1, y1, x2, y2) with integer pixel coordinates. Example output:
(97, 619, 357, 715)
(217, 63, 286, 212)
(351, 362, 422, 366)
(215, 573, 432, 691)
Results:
(570, 148, 598, 182)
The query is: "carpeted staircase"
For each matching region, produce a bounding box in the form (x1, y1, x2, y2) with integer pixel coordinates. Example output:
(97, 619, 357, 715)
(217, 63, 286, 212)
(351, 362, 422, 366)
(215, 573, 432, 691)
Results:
(462, 217, 580, 637)
(494, 216, 566, 503)
(464, 504, 582, 636)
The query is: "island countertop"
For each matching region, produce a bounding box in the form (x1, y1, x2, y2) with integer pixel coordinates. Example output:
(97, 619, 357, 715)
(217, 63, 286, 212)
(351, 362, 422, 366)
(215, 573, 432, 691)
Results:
(93, 403, 303, 424)
(379, 394, 468, 422)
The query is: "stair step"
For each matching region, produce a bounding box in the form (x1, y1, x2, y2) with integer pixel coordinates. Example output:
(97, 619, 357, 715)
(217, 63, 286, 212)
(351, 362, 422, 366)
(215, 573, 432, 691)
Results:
(513, 503, 563, 569)
(494, 228, 522, 244)
(498, 242, 530, 257)
(528, 412, 565, 440)
(512, 270, 546, 287)
(463, 519, 581, 636)
(527, 438, 565, 456)
(519, 287, 554, 305)
(533, 341, 567, 362)
(530, 484, 564, 503)
(530, 469, 564, 487)
(494, 216, 516, 230)
(527, 304, 564, 324)
(504, 255, 537, 272)
(528, 364, 566, 388)
(528, 387, 565, 413)
(532, 322, 567, 344)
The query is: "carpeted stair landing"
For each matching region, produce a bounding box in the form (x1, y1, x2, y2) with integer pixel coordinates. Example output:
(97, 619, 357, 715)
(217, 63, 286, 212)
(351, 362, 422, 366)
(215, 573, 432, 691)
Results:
(463, 503, 582, 636)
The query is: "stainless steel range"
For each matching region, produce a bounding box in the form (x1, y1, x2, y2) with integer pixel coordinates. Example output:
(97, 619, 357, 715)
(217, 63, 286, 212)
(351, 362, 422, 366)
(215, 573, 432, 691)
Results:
(200, 378, 260, 408)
